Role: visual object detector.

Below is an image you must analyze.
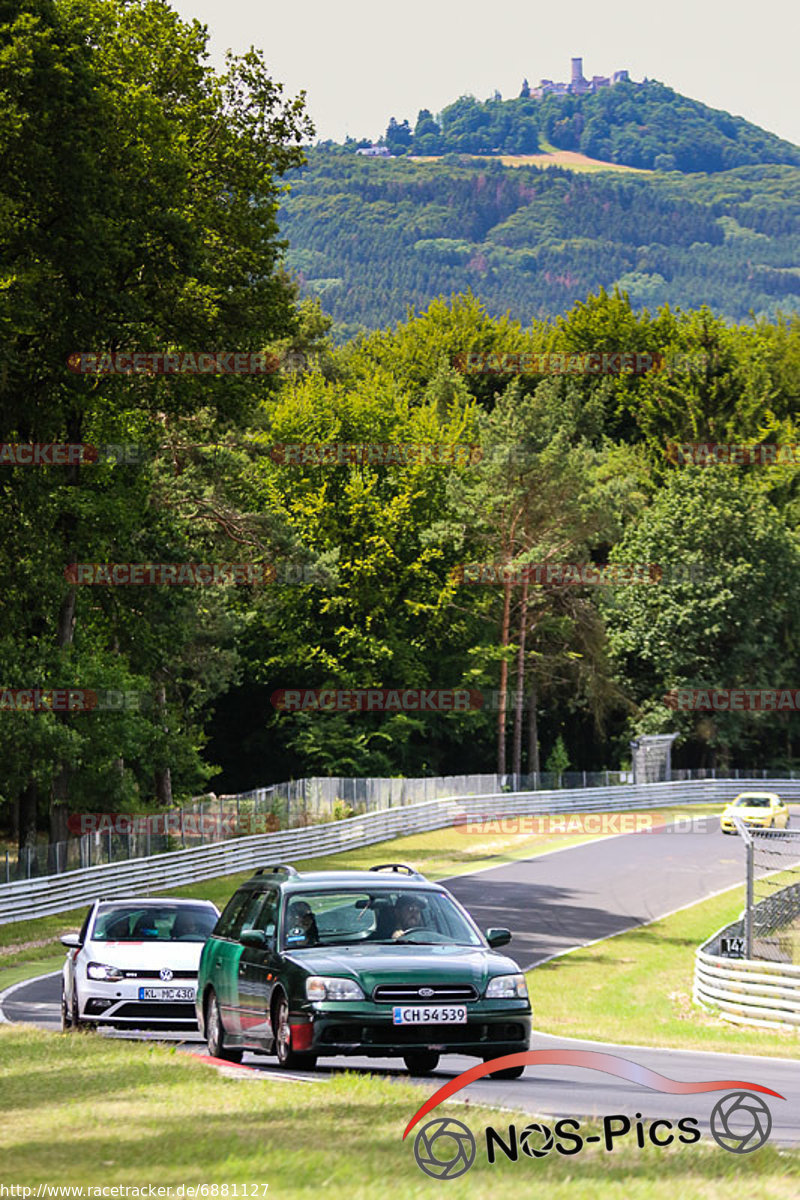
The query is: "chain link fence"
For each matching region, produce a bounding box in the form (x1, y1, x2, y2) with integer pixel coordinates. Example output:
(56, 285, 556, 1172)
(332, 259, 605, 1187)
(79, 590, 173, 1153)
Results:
(748, 827, 800, 963)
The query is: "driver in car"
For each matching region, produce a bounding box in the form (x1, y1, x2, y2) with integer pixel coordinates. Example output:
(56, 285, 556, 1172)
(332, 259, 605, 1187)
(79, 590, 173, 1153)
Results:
(392, 895, 425, 938)
(286, 901, 320, 946)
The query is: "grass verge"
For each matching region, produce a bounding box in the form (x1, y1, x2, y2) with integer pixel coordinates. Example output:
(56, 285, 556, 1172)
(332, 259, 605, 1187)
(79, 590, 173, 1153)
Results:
(0, 1024, 796, 1197)
(528, 885, 800, 1058)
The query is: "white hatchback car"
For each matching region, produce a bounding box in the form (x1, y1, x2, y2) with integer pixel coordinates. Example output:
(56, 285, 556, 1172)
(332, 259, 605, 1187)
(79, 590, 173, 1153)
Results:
(61, 897, 219, 1031)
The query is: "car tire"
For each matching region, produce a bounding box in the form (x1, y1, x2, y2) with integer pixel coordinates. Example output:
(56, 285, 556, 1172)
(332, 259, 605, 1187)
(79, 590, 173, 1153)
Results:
(206, 990, 243, 1064)
(273, 993, 317, 1071)
(71, 983, 88, 1030)
(403, 1051, 440, 1076)
(484, 1058, 525, 1080)
(60, 983, 73, 1032)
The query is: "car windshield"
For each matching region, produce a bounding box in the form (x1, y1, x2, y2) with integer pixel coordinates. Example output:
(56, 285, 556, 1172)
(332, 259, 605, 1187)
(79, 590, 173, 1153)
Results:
(734, 796, 773, 808)
(91, 905, 217, 941)
(281, 890, 484, 949)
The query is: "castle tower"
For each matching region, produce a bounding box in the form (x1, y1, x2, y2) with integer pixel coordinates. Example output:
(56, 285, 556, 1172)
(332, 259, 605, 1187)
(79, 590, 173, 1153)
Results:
(571, 57, 584, 84)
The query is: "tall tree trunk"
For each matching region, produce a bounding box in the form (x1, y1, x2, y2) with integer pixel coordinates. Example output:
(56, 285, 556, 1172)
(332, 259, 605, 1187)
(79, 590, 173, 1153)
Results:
(512, 576, 529, 777)
(496, 578, 512, 775)
(528, 676, 540, 775)
(154, 682, 173, 806)
(50, 584, 77, 844)
(17, 781, 39, 876)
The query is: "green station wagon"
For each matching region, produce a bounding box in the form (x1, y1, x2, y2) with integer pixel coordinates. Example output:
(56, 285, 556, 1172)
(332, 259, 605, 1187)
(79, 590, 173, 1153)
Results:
(196, 863, 532, 1076)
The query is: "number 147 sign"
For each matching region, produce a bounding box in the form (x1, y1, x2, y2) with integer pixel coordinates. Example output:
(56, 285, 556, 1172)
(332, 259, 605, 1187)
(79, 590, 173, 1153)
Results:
(720, 936, 745, 957)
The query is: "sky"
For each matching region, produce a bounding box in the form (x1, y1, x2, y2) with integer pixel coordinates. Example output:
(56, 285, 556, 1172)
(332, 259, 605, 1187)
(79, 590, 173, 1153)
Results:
(171, 0, 800, 147)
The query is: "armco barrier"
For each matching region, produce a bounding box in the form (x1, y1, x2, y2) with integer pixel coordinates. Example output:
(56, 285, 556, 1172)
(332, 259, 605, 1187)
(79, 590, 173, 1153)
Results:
(2, 777, 800, 925)
(694, 918, 800, 1029)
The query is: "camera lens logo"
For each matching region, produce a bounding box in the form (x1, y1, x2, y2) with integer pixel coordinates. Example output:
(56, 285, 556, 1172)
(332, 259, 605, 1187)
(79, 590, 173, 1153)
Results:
(413, 1117, 476, 1179)
(710, 1091, 772, 1153)
(519, 1122, 555, 1157)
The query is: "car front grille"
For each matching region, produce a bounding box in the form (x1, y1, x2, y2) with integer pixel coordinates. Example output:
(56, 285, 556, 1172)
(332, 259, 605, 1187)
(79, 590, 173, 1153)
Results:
(318, 1020, 527, 1047)
(118, 970, 197, 979)
(372, 984, 478, 1003)
(99, 1002, 197, 1020)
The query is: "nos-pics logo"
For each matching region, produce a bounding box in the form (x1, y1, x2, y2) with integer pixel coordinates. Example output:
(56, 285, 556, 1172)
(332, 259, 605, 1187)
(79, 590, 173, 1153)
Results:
(403, 1050, 782, 1180)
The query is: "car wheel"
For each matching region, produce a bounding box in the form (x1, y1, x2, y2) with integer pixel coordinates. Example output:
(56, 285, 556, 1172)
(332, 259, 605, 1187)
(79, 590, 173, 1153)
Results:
(60, 983, 73, 1032)
(205, 990, 243, 1064)
(71, 983, 87, 1031)
(273, 993, 317, 1070)
(484, 1058, 525, 1080)
(403, 1051, 440, 1076)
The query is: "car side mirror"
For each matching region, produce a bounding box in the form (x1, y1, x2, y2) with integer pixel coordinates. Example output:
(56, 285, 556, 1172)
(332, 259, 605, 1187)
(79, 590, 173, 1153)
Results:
(240, 928, 270, 949)
(486, 928, 511, 949)
(60, 933, 82, 949)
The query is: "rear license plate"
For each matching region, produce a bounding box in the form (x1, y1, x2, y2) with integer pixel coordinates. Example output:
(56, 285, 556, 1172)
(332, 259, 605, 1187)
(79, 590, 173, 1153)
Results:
(138, 987, 195, 1001)
(392, 1005, 467, 1024)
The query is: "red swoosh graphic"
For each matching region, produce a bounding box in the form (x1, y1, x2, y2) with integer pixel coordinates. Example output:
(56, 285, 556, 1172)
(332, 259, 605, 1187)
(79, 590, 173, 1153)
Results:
(402, 1050, 785, 1139)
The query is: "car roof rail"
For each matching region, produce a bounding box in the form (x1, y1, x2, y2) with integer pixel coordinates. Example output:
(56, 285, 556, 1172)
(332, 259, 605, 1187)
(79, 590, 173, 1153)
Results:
(368, 863, 425, 878)
(251, 864, 299, 878)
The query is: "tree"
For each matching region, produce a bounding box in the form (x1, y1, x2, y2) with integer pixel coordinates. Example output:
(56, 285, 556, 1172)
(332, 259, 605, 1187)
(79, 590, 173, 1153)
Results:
(602, 471, 800, 766)
(384, 117, 412, 155)
(0, 0, 312, 849)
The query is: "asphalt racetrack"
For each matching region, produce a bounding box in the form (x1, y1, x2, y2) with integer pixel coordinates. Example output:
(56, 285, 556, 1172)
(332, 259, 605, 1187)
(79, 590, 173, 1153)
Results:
(4, 810, 800, 1145)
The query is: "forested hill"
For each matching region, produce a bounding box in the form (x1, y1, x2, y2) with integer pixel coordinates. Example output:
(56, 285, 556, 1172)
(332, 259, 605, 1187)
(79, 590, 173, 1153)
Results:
(374, 81, 800, 174)
(279, 155, 800, 336)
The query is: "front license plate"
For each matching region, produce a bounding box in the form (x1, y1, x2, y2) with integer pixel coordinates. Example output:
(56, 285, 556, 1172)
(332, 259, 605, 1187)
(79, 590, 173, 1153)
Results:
(392, 1005, 467, 1025)
(138, 987, 195, 1001)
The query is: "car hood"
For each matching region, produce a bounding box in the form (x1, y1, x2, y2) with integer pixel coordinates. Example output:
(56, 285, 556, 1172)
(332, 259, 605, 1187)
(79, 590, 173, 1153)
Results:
(83, 941, 205, 969)
(284, 943, 521, 990)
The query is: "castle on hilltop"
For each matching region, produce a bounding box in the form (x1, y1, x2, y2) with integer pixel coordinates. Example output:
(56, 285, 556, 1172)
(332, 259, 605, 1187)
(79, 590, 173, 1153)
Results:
(531, 58, 632, 99)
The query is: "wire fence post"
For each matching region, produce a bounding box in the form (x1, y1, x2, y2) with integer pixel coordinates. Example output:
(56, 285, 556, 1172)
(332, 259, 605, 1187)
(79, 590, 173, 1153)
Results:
(734, 816, 755, 959)
(745, 836, 754, 959)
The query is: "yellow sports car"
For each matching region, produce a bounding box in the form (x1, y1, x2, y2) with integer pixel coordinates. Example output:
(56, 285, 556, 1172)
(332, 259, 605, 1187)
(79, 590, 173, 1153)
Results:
(720, 792, 790, 834)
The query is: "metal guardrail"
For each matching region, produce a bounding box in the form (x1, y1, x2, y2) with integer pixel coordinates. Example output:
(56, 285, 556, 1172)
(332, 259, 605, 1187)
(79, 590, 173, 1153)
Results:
(694, 925, 800, 1029)
(3, 777, 797, 926)
(7, 765, 797, 882)
(693, 816, 800, 1029)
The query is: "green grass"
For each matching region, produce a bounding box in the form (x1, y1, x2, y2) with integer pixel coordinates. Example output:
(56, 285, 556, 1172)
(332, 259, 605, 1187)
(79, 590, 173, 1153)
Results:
(528, 885, 800, 1058)
(0, 806, 720, 972)
(0, 1025, 796, 1197)
(0, 955, 65, 995)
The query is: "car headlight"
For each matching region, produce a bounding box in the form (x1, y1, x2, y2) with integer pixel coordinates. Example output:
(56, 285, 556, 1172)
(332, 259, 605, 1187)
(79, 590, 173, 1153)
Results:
(485, 973, 528, 999)
(86, 962, 125, 982)
(305, 976, 365, 1001)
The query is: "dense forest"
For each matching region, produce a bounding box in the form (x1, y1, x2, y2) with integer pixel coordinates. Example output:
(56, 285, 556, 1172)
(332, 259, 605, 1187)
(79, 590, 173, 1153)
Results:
(280, 152, 800, 333)
(3, 1, 800, 854)
(373, 81, 800, 173)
